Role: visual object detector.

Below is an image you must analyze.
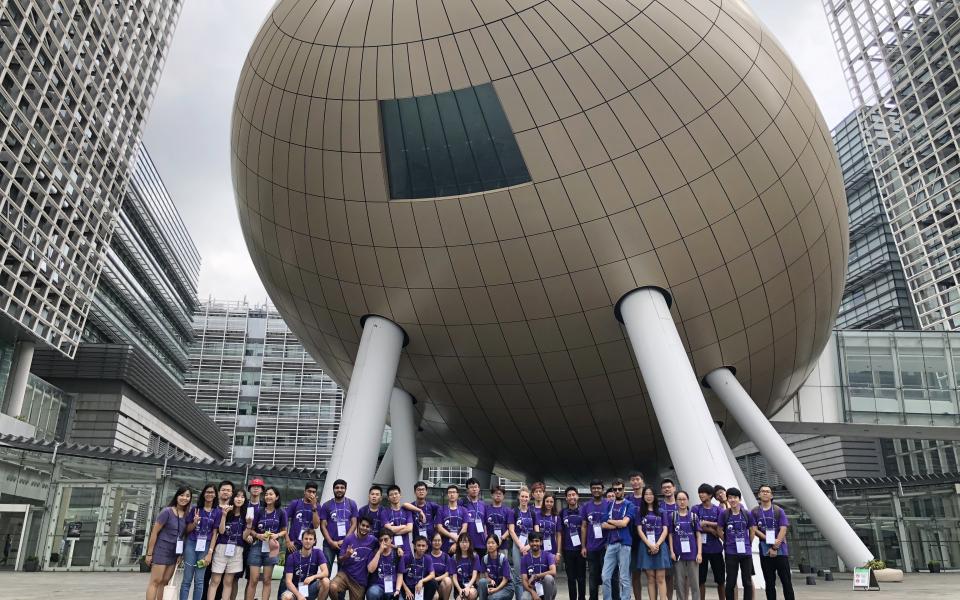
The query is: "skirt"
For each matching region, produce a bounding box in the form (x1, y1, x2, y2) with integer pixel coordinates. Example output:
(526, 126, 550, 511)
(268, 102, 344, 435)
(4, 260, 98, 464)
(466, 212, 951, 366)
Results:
(638, 546, 672, 571)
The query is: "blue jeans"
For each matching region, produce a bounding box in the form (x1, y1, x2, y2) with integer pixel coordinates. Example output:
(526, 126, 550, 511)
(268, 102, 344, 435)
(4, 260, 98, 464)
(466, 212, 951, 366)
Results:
(511, 542, 525, 600)
(366, 583, 397, 600)
(478, 578, 514, 600)
(180, 541, 208, 600)
(602, 544, 632, 600)
(280, 580, 322, 600)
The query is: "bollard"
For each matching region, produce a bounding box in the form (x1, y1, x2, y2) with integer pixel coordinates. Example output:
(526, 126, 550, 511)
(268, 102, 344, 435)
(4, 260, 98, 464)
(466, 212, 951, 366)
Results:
(817, 569, 824, 577)
(825, 570, 834, 581)
(806, 575, 817, 585)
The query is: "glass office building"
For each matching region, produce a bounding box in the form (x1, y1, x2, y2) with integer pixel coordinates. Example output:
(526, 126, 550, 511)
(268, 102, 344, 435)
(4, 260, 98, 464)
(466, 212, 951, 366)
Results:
(824, 1, 960, 330)
(833, 109, 918, 329)
(187, 300, 344, 468)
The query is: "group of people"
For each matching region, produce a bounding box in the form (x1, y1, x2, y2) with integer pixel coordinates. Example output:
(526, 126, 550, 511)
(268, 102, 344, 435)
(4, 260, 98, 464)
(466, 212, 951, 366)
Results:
(144, 474, 795, 600)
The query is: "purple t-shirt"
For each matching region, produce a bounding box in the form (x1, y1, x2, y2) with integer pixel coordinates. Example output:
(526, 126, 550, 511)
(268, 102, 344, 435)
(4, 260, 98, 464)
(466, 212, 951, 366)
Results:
(187, 505, 221, 543)
(385, 506, 415, 553)
(319, 497, 359, 544)
(286, 499, 319, 544)
(220, 511, 246, 547)
(658, 501, 678, 520)
(461, 498, 487, 549)
(429, 551, 450, 576)
(372, 549, 402, 591)
(669, 511, 700, 561)
(691, 504, 724, 554)
(480, 552, 511, 582)
(434, 505, 468, 552)
(284, 548, 327, 586)
(560, 506, 583, 551)
(451, 554, 480, 584)
(512, 507, 536, 542)
(537, 513, 560, 553)
(359, 505, 386, 536)
(253, 506, 288, 536)
(338, 532, 377, 585)
(156, 507, 187, 547)
(520, 551, 555, 580)
(402, 553, 433, 587)
(753, 506, 789, 556)
(579, 500, 610, 552)
(638, 511, 667, 546)
(412, 500, 439, 540)
(718, 510, 754, 556)
(485, 505, 513, 541)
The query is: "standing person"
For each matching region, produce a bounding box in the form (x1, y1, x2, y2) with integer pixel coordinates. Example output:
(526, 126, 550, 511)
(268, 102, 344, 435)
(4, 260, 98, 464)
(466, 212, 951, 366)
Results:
(717, 489, 753, 600)
(246, 486, 288, 600)
(580, 480, 609, 600)
(359, 486, 386, 539)
(402, 535, 438, 600)
(281, 528, 330, 600)
(367, 530, 404, 600)
(520, 532, 556, 600)
(329, 516, 377, 600)
(560, 487, 586, 600)
(668, 492, 701, 600)
(436, 485, 469, 555)
(752, 486, 793, 600)
(210, 490, 249, 600)
(603, 490, 621, 600)
(287, 483, 322, 552)
(248, 479, 266, 517)
(320, 479, 359, 568)
(658, 481, 677, 600)
(485, 486, 513, 546)
(429, 531, 454, 600)
(529, 482, 546, 520)
(206, 480, 236, 596)
(478, 534, 512, 600)
(462, 478, 488, 553)
(637, 487, 670, 600)
(2, 534, 11, 565)
(691, 485, 725, 600)
(509, 487, 537, 600)
(601, 480, 635, 600)
(410, 482, 440, 542)
(712, 488, 728, 510)
(626, 474, 645, 600)
(451, 532, 481, 600)
(182, 484, 220, 600)
(535, 495, 560, 555)
(385, 485, 415, 555)
(145, 486, 192, 600)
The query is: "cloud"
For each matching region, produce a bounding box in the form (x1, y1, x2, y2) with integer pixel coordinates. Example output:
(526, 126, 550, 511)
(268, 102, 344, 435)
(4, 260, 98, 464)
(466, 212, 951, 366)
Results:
(142, 0, 855, 302)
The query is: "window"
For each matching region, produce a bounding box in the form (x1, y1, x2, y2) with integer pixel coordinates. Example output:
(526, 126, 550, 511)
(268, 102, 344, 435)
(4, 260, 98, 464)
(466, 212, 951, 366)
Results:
(380, 84, 531, 199)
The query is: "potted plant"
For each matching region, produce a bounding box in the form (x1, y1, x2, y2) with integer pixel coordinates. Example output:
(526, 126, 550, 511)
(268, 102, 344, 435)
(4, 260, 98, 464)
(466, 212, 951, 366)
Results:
(798, 556, 809, 573)
(867, 558, 903, 583)
(928, 560, 941, 573)
(48, 552, 60, 565)
(23, 555, 40, 572)
(865, 559, 886, 570)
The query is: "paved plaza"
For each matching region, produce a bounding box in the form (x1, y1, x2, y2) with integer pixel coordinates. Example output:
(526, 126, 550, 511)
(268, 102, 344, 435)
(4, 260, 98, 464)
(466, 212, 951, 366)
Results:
(2, 571, 957, 600)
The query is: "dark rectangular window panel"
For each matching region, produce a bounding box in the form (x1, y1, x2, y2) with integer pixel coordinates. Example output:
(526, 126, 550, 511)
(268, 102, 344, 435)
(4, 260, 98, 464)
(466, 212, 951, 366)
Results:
(380, 83, 531, 200)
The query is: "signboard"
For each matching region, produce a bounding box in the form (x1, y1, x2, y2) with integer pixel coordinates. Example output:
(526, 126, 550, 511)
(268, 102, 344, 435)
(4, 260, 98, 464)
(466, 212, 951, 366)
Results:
(66, 522, 82, 539)
(853, 567, 879, 591)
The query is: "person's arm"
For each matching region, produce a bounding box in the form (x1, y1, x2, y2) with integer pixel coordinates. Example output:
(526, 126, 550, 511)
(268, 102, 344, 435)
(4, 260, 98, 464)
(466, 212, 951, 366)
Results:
(185, 507, 199, 534)
(348, 512, 358, 537)
(144, 510, 166, 567)
(320, 517, 336, 547)
(403, 502, 426, 523)
(696, 524, 703, 563)
(668, 529, 677, 561)
(285, 572, 299, 595)
(312, 502, 321, 529)
(218, 509, 228, 534)
(436, 522, 455, 542)
(368, 550, 383, 574)
(396, 572, 405, 597)
(657, 524, 668, 546)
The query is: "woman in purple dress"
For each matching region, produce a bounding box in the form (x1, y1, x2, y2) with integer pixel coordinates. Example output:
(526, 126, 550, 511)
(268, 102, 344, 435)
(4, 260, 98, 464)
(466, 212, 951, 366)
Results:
(145, 486, 193, 600)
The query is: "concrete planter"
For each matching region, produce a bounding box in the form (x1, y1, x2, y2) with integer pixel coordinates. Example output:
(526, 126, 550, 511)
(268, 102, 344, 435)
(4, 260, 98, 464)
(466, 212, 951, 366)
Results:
(873, 568, 903, 583)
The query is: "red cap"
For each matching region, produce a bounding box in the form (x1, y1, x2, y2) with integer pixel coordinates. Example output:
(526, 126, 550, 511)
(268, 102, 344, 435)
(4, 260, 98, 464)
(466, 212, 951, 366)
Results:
(248, 477, 265, 489)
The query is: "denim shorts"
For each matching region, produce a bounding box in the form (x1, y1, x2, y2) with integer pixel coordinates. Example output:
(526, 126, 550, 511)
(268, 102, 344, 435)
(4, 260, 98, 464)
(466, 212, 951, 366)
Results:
(246, 544, 279, 567)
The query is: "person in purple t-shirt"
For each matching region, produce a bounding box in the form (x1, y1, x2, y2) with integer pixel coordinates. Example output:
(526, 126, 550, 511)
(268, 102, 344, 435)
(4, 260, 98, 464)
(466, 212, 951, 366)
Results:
(410, 481, 440, 541)
(368, 529, 405, 600)
(281, 528, 329, 600)
(461, 478, 488, 552)
(535, 495, 560, 555)
(384, 485, 415, 554)
(752, 485, 794, 600)
(401, 535, 437, 600)
(717, 488, 754, 600)
(451, 532, 481, 600)
(359, 486, 387, 539)
(182, 483, 220, 600)
(435, 485, 469, 554)
(520, 532, 557, 600)
(579, 480, 609, 600)
(478, 533, 511, 600)
(286, 482, 321, 552)
(658, 479, 678, 599)
(329, 516, 377, 600)
(560, 486, 585, 600)
(692, 484, 725, 600)
(485, 486, 513, 546)
(510, 487, 538, 600)
(319, 479, 359, 569)
(429, 531, 454, 600)
(145, 486, 192, 600)
(668, 491, 702, 600)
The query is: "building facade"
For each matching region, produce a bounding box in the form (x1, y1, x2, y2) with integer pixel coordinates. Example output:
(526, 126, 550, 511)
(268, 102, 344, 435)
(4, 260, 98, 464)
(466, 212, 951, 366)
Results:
(187, 300, 344, 468)
(824, 0, 960, 330)
(833, 109, 918, 330)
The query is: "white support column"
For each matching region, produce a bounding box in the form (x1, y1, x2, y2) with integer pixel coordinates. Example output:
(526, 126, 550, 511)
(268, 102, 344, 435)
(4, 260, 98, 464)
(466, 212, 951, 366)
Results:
(389, 387, 418, 496)
(3, 340, 35, 418)
(373, 443, 395, 485)
(705, 367, 874, 567)
(616, 288, 739, 495)
(321, 316, 406, 502)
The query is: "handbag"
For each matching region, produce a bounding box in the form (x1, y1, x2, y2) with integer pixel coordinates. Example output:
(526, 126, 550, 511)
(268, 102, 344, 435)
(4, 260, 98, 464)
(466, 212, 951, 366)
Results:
(161, 561, 183, 600)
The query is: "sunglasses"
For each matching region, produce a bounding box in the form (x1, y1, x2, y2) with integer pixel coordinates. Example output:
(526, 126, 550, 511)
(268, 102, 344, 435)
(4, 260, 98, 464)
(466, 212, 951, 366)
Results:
(612, 487, 624, 491)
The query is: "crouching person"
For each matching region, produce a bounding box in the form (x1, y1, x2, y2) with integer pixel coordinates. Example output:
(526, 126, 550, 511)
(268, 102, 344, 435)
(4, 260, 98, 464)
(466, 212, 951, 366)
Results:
(282, 528, 330, 600)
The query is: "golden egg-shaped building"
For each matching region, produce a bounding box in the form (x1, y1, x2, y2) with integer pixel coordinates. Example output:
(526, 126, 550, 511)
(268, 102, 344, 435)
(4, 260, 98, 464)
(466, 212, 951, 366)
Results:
(231, 0, 848, 483)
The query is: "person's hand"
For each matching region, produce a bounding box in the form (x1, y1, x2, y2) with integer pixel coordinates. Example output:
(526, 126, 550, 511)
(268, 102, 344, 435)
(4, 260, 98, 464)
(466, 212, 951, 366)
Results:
(580, 547, 587, 558)
(487, 586, 496, 596)
(205, 551, 213, 564)
(331, 540, 342, 551)
(194, 511, 201, 526)
(145, 554, 153, 567)
(380, 540, 391, 553)
(521, 545, 530, 555)
(286, 539, 296, 553)
(415, 582, 424, 593)
(671, 551, 677, 562)
(696, 553, 702, 565)
(404, 590, 413, 600)
(344, 545, 354, 558)
(397, 547, 405, 558)
(530, 592, 541, 600)
(448, 546, 456, 555)
(297, 593, 308, 600)
(650, 545, 659, 555)
(767, 547, 777, 557)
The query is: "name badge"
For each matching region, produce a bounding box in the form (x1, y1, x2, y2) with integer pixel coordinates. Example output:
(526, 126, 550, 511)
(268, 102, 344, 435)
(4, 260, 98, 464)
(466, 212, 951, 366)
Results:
(519, 534, 528, 547)
(394, 535, 404, 547)
(543, 538, 552, 552)
(646, 532, 656, 544)
(196, 537, 207, 552)
(299, 583, 310, 596)
(680, 539, 691, 554)
(415, 589, 424, 600)
(385, 579, 394, 594)
(225, 543, 236, 557)
(701, 533, 708, 545)
(246, 506, 255, 521)
(570, 532, 581, 547)
(175, 540, 184, 554)
(474, 519, 484, 533)
(592, 524, 602, 539)
(337, 521, 347, 537)
(494, 528, 502, 539)
(765, 529, 776, 545)
(735, 538, 746, 554)
(299, 529, 304, 541)
(535, 581, 544, 596)
(261, 540, 269, 553)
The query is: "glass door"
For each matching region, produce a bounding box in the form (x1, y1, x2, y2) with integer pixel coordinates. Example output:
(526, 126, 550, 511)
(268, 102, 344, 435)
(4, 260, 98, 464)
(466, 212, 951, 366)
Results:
(98, 485, 154, 569)
(48, 486, 103, 569)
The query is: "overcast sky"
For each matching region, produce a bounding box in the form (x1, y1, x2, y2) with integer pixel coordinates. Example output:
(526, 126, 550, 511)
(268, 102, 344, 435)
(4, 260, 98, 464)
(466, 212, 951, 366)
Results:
(142, 0, 853, 303)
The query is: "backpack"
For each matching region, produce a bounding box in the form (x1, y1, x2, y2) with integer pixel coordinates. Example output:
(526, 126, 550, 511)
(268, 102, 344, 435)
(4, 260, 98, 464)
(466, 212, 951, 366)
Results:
(482, 553, 507, 579)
